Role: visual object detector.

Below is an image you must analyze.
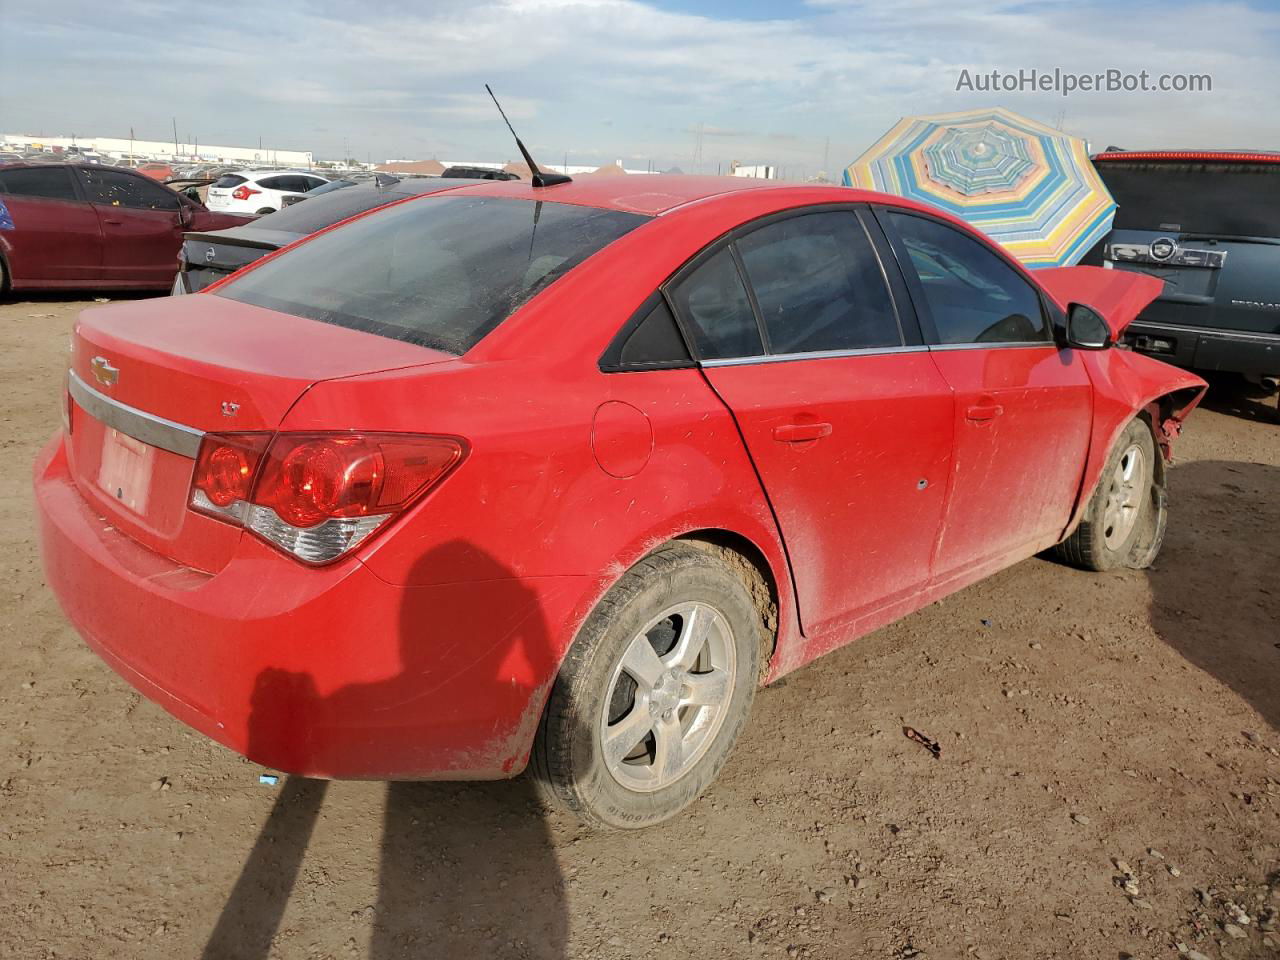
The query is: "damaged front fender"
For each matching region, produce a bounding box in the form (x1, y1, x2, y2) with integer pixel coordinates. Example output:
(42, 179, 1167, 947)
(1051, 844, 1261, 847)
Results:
(1064, 347, 1207, 538)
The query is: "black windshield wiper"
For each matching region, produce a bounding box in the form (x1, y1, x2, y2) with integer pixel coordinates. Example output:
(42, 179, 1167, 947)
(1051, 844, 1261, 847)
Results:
(1180, 233, 1280, 247)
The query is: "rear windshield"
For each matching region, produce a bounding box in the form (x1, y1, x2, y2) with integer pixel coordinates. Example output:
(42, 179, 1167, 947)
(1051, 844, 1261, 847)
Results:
(248, 184, 408, 233)
(217, 195, 649, 353)
(213, 174, 247, 188)
(1097, 161, 1280, 237)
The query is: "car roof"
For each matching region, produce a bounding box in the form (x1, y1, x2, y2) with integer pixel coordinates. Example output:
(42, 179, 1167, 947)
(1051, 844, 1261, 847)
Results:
(0, 160, 151, 176)
(240, 169, 328, 179)
(432, 174, 805, 216)
(432, 173, 946, 222)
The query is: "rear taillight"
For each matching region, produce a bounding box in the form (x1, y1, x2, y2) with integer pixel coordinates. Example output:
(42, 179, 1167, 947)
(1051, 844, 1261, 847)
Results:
(189, 432, 466, 564)
(231, 186, 261, 201)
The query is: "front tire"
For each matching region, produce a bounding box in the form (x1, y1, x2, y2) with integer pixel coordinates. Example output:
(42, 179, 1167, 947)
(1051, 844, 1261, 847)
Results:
(532, 543, 762, 828)
(1055, 417, 1163, 571)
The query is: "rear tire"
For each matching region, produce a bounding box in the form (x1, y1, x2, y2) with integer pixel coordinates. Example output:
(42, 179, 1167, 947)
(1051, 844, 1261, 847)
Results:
(531, 543, 761, 829)
(1055, 417, 1163, 571)
(254, 207, 276, 215)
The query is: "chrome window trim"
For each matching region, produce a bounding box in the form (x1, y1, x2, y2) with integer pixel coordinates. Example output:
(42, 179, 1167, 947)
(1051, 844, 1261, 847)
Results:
(67, 370, 204, 458)
(928, 340, 1054, 352)
(700, 344, 930, 367)
(698, 340, 1057, 367)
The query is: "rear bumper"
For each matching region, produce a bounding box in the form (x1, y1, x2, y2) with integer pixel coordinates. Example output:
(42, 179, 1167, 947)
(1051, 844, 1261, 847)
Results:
(1124, 319, 1280, 376)
(34, 433, 587, 779)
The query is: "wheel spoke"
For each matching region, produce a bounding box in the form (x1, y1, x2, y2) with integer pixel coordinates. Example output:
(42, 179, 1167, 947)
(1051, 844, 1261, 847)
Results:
(682, 669, 729, 707)
(619, 633, 665, 690)
(603, 704, 654, 768)
(652, 714, 685, 783)
(664, 604, 716, 671)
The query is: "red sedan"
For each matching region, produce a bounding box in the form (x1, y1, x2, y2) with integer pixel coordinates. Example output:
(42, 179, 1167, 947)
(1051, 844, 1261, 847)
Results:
(34, 175, 1205, 827)
(0, 163, 248, 293)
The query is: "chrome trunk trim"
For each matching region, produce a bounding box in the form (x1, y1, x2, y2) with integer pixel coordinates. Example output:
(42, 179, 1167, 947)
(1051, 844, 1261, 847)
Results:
(67, 370, 204, 458)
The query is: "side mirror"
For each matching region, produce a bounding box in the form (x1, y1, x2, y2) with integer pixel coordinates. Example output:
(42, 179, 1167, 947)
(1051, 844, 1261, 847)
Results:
(1065, 303, 1112, 350)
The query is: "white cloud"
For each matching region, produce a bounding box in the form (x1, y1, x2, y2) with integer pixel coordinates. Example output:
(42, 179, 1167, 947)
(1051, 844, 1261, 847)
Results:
(2, 0, 1276, 172)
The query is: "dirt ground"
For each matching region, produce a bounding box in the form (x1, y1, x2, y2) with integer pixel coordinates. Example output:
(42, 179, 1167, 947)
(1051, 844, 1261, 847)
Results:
(3, 295, 1278, 960)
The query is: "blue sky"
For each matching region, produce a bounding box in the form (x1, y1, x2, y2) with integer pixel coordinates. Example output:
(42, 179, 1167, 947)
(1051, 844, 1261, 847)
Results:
(2, 0, 1277, 174)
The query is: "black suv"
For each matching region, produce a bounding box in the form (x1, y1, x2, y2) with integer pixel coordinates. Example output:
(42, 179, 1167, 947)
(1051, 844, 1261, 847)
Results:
(1088, 150, 1280, 394)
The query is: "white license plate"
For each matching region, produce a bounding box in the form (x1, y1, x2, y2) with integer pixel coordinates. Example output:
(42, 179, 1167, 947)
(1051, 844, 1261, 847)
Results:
(97, 428, 154, 515)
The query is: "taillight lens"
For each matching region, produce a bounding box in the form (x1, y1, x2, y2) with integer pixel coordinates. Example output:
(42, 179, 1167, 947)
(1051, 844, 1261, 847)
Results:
(192, 433, 271, 514)
(189, 432, 465, 564)
(231, 186, 260, 201)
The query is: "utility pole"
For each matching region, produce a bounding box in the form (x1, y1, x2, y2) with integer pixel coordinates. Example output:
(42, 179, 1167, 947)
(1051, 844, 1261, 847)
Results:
(172, 116, 179, 157)
(823, 136, 830, 178)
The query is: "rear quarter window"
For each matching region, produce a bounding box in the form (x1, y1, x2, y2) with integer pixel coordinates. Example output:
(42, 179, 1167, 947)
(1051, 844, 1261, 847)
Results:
(216, 195, 648, 354)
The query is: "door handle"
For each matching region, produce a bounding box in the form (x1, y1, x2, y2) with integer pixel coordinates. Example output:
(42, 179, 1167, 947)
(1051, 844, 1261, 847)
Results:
(772, 422, 833, 443)
(103, 218, 122, 225)
(965, 403, 1004, 422)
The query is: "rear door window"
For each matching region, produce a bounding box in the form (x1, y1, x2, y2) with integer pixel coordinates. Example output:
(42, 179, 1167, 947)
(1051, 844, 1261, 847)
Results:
(736, 211, 901, 354)
(667, 248, 764, 360)
(217, 195, 648, 354)
(886, 212, 1049, 345)
(0, 166, 79, 201)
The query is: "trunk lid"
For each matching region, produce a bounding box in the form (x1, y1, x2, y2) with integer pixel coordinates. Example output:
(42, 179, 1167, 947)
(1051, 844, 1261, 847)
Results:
(67, 295, 453, 572)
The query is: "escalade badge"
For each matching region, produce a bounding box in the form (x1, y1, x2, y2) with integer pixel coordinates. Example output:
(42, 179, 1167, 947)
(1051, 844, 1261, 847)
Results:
(90, 356, 119, 387)
(1149, 237, 1177, 261)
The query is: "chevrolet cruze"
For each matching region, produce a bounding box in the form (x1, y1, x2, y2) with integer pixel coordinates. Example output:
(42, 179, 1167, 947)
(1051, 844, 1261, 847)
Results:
(34, 175, 1205, 827)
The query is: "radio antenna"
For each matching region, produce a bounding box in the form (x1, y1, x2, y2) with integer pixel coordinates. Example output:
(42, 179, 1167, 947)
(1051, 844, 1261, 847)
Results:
(485, 84, 571, 187)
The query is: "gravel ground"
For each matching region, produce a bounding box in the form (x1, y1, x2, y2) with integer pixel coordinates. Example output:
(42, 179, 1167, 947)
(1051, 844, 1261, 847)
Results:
(2, 296, 1278, 960)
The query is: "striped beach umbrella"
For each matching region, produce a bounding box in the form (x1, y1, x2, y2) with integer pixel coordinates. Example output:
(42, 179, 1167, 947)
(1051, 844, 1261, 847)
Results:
(844, 107, 1115, 268)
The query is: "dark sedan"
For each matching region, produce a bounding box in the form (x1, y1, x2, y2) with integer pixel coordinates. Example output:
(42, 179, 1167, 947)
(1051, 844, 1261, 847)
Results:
(172, 177, 486, 294)
(0, 163, 250, 294)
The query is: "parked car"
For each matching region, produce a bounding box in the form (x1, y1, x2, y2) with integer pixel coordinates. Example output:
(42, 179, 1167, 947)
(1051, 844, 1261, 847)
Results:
(0, 162, 250, 293)
(442, 164, 519, 180)
(164, 177, 216, 205)
(171, 176, 483, 294)
(34, 175, 1205, 828)
(278, 177, 358, 208)
(1088, 150, 1280, 393)
(205, 169, 333, 215)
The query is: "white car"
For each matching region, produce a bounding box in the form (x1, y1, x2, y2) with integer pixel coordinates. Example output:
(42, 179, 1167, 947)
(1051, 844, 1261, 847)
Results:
(205, 170, 333, 215)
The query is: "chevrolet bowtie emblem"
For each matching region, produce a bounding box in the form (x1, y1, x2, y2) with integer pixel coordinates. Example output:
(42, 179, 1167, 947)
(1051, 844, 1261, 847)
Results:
(90, 356, 119, 387)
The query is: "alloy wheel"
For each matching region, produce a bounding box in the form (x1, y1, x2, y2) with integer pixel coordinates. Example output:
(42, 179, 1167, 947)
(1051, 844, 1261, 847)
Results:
(599, 601, 737, 793)
(1101, 443, 1147, 550)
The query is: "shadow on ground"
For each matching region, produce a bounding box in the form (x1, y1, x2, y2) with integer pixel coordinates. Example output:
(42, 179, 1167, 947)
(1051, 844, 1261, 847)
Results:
(1197, 373, 1280, 424)
(1147, 459, 1280, 732)
(199, 542, 570, 959)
